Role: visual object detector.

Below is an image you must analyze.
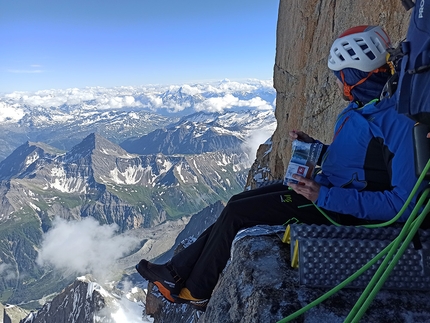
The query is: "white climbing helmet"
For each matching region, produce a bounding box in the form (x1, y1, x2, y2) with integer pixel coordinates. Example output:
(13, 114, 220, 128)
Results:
(328, 25, 391, 72)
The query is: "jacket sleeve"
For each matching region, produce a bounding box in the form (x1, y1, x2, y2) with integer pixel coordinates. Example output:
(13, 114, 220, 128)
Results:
(316, 115, 424, 222)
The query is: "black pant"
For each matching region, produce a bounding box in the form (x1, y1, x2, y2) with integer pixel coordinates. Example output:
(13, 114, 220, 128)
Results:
(170, 183, 368, 299)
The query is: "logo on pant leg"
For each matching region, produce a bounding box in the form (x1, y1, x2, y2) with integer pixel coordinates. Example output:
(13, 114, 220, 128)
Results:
(280, 194, 292, 203)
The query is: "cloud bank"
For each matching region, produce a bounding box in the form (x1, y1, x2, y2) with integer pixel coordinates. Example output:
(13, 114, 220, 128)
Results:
(241, 125, 276, 165)
(194, 94, 273, 113)
(0, 80, 275, 116)
(37, 217, 139, 281)
(0, 102, 25, 123)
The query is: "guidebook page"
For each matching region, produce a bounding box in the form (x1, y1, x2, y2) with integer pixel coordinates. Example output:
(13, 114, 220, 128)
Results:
(283, 140, 323, 185)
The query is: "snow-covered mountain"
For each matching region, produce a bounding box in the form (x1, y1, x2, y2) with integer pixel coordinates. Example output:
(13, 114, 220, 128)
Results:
(0, 79, 276, 313)
(20, 275, 150, 323)
(0, 132, 249, 306)
(120, 110, 275, 155)
(0, 133, 249, 229)
(0, 80, 276, 160)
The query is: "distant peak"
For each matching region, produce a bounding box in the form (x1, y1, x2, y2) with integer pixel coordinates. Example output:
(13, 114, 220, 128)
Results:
(66, 133, 134, 160)
(80, 133, 111, 147)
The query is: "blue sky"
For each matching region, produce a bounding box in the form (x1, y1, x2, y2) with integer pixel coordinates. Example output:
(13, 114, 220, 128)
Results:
(1, 0, 279, 93)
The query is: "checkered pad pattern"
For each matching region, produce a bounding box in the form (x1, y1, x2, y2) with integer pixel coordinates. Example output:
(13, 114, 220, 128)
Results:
(289, 224, 430, 290)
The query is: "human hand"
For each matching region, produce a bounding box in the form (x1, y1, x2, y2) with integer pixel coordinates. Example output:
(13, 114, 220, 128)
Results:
(288, 174, 320, 202)
(289, 130, 315, 143)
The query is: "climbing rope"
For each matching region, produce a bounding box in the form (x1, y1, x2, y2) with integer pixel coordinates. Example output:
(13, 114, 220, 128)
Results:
(277, 158, 430, 323)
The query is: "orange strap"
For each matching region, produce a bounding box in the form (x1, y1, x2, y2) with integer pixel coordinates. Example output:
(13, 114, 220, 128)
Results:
(340, 67, 388, 101)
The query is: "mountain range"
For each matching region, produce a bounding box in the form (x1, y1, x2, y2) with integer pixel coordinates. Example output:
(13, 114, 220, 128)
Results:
(0, 79, 276, 161)
(0, 80, 276, 310)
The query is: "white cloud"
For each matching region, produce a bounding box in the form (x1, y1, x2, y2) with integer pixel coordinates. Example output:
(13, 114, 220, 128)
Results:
(241, 127, 275, 165)
(195, 94, 239, 112)
(37, 217, 139, 281)
(194, 94, 273, 113)
(180, 84, 201, 96)
(0, 102, 26, 122)
(0, 80, 275, 115)
(239, 97, 273, 110)
(145, 94, 163, 108)
(95, 95, 143, 110)
(163, 101, 191, 113)
(21, 94, 68, 108)
(10, 90, 141, 109)
(219, 80, 257, 92)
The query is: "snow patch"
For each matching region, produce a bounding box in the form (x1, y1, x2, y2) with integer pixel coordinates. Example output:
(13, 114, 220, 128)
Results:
(107, 165, 146, 185)
(25, 152, 40, 166)
(50, 166, 87, 193)
(100, 148, 134, 158)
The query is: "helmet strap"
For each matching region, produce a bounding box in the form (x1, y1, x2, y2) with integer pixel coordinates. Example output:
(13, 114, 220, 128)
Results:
(340, 67, 388, 102)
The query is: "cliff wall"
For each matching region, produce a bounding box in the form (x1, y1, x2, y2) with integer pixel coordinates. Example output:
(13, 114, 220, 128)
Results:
(255, 0, 411, 181)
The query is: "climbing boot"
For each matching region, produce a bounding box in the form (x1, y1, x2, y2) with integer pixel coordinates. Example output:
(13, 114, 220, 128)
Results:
(135, 259, 184, 303)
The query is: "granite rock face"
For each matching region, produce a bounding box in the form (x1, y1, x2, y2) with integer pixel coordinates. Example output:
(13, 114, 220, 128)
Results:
(146, 233, 430, 323)
(201, 235, 430, 323)
(250, 0, 412, 183)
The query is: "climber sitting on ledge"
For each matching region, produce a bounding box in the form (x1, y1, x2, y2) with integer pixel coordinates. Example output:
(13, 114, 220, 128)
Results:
(135, 25, 425, 310)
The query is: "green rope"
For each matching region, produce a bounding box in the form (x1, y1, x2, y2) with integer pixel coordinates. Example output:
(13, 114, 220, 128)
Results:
(276, 240, 395, 323)
(276, 189, 430, 323)
(283, 217, 300, 226)
(276, 158, 430, 323)
(345, 191, 430, 322)
(311, 203, 341, 226)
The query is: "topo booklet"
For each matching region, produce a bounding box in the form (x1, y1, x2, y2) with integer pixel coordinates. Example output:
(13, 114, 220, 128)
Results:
(283, 140, 323, 185)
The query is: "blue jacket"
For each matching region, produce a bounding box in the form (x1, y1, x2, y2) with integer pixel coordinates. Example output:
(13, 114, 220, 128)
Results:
(314, 96, 423, 222)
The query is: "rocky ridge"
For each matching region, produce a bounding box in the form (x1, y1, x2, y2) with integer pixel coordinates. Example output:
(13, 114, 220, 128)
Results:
(146, 231, 430, 323)
(0, 130, 247, 306)
(19, 275, 149, 323)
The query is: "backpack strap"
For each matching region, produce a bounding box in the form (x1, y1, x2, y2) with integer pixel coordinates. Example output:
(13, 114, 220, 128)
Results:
(401, 0, 415, 11)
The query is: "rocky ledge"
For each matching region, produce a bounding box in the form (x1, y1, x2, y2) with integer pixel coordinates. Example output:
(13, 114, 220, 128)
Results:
(147, 232, 430, 323)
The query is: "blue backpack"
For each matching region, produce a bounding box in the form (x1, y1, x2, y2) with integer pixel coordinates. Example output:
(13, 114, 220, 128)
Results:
(396, 0, 430, 124)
